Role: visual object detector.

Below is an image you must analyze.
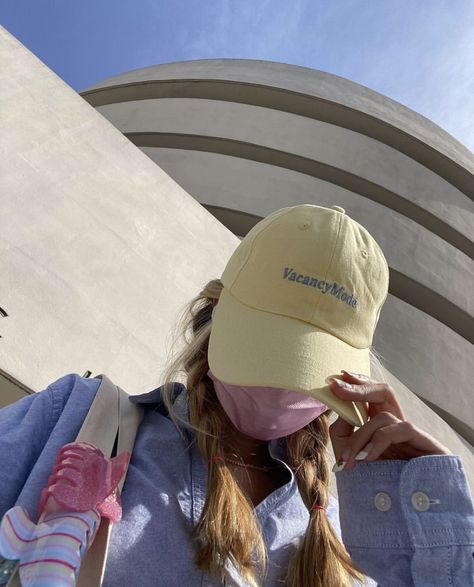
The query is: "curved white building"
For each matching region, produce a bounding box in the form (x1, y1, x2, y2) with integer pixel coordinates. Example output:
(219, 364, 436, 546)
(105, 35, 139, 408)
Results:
(1, 25, 473, 488)
(81, 60, 474, 446)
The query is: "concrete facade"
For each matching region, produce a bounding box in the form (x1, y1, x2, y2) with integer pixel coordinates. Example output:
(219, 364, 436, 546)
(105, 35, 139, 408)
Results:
(0, 29, 238, 396)
(81, 60, 474, 448)
(1, 29, 473, 490)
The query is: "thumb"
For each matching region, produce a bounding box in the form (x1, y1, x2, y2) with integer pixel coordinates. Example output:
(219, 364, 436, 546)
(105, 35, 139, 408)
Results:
(329, 415, 355, 441)
(328, 416, 355, 462)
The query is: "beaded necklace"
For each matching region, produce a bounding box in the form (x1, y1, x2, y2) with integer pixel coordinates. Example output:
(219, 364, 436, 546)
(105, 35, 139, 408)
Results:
(222, 456, 278, 472)
(208, 454, 278, 472)
(207, 455, 326, 512)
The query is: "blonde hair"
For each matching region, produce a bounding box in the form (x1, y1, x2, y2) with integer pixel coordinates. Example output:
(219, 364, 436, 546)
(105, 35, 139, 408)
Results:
(161, 278, 376, 586)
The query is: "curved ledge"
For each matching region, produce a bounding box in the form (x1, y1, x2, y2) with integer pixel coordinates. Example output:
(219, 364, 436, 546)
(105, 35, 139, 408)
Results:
(417, 394, 474, 447)
(203, 204, 261, 237)
(388, 268, 473, 345)
(81, 77, 474, 200)
(125, 132, 474, 260)
(202, 203, 474, 345)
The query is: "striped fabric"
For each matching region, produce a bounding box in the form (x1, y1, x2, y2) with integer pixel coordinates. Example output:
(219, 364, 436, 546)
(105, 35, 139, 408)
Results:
(0, 440, 129, 585)
(0, 506, 100, 586)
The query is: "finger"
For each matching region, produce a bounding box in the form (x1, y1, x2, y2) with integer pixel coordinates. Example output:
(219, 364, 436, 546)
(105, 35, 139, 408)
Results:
(357, 421, 418, 463)
(329, 379, 405, 421)
(338, 411, 401, 464)
(328, 416, 356, 470)
(329, 415, 355, 442)
(356, 421, 452, 462)
(340, 370, 374, 384)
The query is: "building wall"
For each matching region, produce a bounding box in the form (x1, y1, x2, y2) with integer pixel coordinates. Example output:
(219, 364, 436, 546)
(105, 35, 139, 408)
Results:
(1, 28, 472, 489)
(82, 60, 474, 447)
(0, 28, 238, 398)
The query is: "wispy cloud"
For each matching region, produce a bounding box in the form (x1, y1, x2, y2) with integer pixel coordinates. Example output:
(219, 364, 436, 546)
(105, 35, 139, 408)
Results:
(174, 0, 474, 151)
(413, 21, 474, 152)
(1, 0, 472, 151)
(178, 0, 305, 61)
(306, 0, 474, 152)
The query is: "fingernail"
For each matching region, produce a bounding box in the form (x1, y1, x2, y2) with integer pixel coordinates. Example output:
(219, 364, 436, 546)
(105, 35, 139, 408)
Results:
(325, 376, 337, 385)
(341, 448, 351, 462)
(332, 459, 346, 472)
(325, 376, 353, 389)
(333, 379, 353, 390)
(355, 450, 369, 460)
(342, 370, 369, 381)
(355, 442, 373, 460)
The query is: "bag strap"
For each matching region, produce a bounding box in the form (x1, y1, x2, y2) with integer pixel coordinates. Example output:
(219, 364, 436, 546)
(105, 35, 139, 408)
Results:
(7, 374, 143, 587)
(77, 375, 144, 586)
(76, 374, 121, 453)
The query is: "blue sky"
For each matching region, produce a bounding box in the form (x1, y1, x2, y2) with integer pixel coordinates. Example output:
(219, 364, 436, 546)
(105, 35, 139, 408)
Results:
(1, 0, 473, 151)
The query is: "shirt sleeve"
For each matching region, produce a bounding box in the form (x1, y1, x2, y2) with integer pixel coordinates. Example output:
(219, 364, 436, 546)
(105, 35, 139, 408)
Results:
(0, 374, 99, 519)
(335, 455, 474, 587)
(0, 383, 55, 517)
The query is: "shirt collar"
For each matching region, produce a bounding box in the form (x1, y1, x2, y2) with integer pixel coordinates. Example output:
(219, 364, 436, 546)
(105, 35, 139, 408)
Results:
(129, 382, 289, 461)
(129, 382, 184, 405)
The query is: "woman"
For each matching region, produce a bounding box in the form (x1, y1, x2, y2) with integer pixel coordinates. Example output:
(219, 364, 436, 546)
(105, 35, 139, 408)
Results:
(0, 204, 472, 587)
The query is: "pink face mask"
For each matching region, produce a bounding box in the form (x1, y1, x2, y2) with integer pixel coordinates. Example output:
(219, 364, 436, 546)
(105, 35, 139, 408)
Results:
(207, 370, 328, 440)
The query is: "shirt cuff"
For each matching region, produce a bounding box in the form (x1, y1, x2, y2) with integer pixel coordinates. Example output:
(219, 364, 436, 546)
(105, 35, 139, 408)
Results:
(335, 455, 474, 549)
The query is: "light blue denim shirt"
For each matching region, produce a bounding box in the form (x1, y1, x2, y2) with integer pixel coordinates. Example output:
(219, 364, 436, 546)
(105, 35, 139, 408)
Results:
(0, 374, 473, 586)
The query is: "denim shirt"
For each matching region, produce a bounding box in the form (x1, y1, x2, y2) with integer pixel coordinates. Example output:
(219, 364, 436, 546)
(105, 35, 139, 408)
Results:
(0, 373, 473, 586)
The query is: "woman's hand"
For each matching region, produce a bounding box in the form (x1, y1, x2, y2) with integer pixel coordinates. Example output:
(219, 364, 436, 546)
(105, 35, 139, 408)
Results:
(328, 370, 452, 471)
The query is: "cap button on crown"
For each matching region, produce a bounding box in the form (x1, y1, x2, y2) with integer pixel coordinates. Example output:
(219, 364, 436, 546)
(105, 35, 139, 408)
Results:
(331, 205, 346, 214)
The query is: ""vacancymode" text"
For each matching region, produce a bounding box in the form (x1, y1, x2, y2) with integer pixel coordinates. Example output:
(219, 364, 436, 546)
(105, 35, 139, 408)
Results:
(282, 267, 358, 308)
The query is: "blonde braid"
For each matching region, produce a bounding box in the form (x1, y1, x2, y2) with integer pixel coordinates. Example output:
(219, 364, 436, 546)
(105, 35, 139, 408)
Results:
(285, 416, 367, 586)
(161, 278, 371, 586)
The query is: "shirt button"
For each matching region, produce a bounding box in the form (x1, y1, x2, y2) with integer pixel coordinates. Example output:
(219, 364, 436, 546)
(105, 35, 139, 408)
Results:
(374, 492, 392, 511)
(411, 491, 431, 511)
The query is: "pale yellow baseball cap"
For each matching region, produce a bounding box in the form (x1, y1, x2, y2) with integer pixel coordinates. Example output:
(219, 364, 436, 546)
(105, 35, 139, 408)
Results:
(208, 204, 390, 427)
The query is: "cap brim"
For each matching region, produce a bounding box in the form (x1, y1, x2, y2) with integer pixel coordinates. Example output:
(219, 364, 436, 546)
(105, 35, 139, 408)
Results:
(208, 288, 370, 427)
